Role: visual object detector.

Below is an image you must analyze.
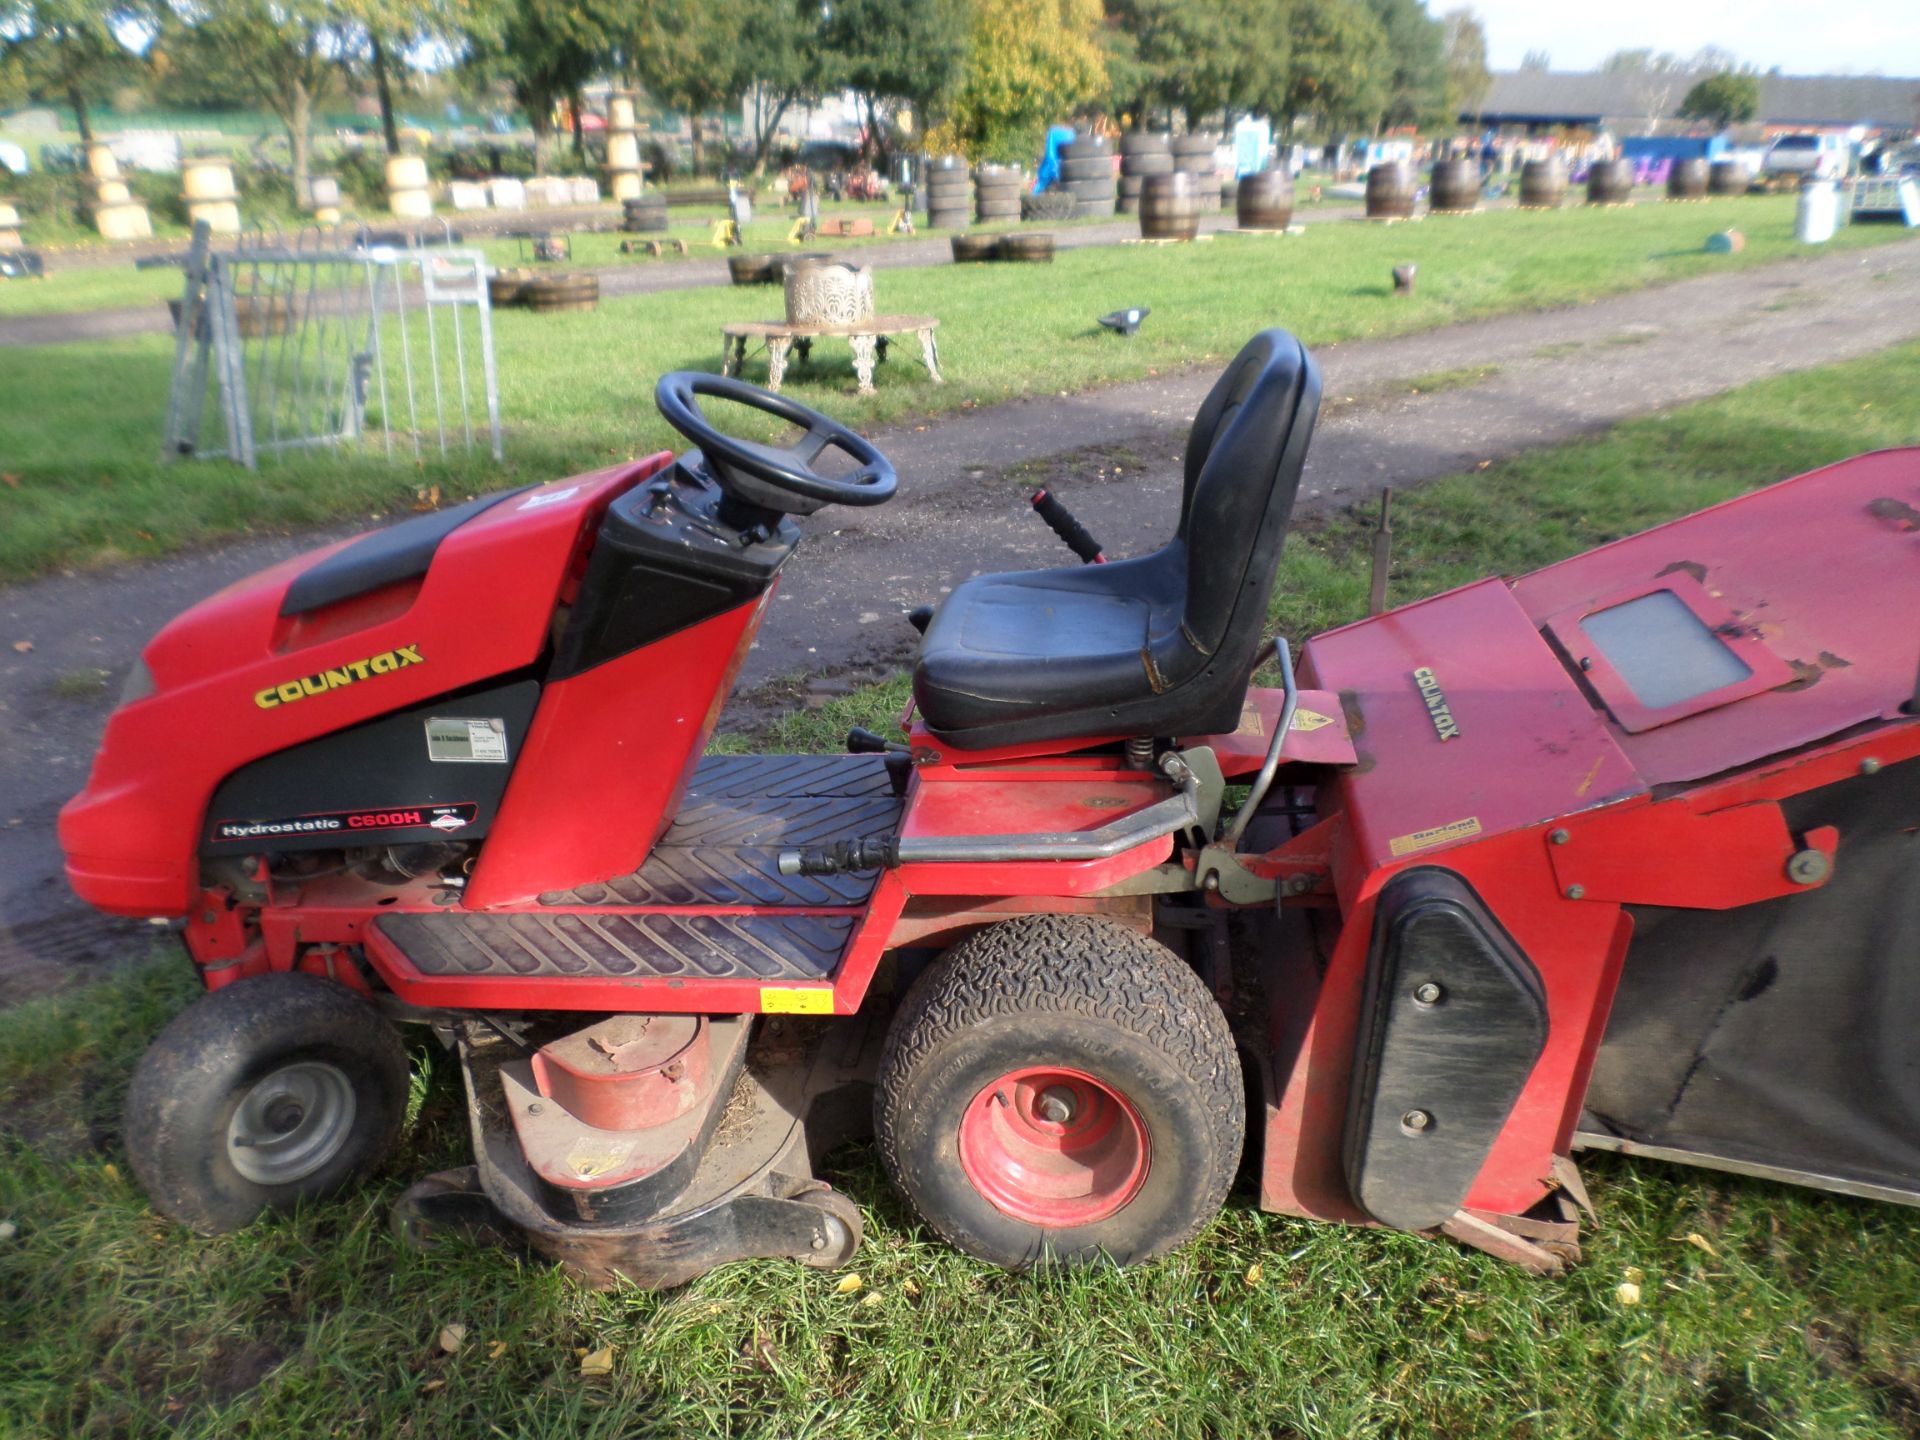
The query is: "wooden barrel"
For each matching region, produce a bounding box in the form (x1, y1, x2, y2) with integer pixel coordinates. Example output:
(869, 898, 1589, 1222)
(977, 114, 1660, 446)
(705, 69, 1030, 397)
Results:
(1586, 158, 1634, 205)
(952, 232, 1000, 263)
(308, 175, 341, 209)
(522, 272, 599, 313)
(1139, 172, 1201, 240)
(996, 231, 1054, 263)
(1428, 158, 1480, 213)
(92, 178, 131, 207)
(1235, 168, 1294, 229)
(85, 142, 121, 181)
(728, 253, 778, 285)
(606, 131, 641, 171)
(0, 198, 20, 248)
(1365, 162, 1415, 219)
(1667, 158, 1709, 199)
(1709, 160, 1751, 196)
(488, 267, 534, 307)
(386, 153, 432, 218)
(608, 93, 637, 131)
(1520, 158, 1566, 208)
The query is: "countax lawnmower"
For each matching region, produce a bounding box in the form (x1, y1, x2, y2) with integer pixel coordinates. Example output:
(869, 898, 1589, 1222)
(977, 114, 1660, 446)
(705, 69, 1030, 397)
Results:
(62, 330, 1920, 1286)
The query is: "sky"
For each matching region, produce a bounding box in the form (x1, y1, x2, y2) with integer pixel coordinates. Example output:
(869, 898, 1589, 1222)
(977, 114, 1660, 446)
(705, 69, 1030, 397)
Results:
(1469, 0, 1920, 77)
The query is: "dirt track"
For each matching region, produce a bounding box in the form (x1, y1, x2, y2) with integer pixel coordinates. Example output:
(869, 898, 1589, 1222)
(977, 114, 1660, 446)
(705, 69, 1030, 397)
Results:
(3, 235, 1917, 1002)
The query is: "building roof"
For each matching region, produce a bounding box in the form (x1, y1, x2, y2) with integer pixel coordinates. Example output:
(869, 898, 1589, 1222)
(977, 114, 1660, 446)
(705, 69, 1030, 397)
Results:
(1475, 70, 1920, 131)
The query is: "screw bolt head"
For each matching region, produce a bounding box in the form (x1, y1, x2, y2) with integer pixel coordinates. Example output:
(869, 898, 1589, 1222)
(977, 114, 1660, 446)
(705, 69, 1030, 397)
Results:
(1860, 757, 1882, 776)
(1412, 982, 1443, 1007)
(1550, 828, 1570, 845)
(1401, 1109, 1433, 1134)
(1565, 884, 1586, 900)
(527, 1102, 544, 1116)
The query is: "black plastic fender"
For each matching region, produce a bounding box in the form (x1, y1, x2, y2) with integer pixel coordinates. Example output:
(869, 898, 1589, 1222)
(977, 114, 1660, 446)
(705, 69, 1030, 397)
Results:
(1343, 868, 1549, 1232)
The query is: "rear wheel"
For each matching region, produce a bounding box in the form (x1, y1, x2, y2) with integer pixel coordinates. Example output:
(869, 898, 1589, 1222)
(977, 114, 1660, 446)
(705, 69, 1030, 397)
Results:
(125, 972, 410, 1234)
(876, 915, 1243, 1269)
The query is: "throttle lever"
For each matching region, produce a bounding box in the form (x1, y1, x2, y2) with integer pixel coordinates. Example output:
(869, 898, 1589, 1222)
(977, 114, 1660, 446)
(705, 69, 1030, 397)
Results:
(1030, 488, 1105, 564)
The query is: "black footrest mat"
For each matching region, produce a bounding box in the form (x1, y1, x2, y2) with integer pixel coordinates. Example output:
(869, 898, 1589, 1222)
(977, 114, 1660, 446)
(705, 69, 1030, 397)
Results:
(540, 755, 903, 908)
(376, 909, 851, 982)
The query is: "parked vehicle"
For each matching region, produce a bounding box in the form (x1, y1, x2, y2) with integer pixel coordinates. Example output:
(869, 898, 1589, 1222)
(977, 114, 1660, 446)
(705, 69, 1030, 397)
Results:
(1765, 133, 1847, 178)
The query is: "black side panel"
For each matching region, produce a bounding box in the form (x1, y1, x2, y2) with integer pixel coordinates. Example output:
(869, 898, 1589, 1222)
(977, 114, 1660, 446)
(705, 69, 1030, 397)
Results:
(279, 488, 530, 616)
(1344, 868, 1549, 1232)
(202, 678, 540, 853)
(1582, 759, 1920, 1193)
(550, 462, 796, 678)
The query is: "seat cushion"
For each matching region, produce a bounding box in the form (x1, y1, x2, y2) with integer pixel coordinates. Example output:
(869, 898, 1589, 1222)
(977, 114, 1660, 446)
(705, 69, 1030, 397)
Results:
(914, 548, 1188, 739)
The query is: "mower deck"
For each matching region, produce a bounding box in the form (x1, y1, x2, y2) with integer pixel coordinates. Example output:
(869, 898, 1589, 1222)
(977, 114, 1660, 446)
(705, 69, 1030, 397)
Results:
(366, 754, 903, 987)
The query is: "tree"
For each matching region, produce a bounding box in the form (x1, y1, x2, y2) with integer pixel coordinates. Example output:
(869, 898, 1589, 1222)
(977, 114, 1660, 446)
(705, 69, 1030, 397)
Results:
(0, 0, 150, 145)
(943, 0, 1105, 162)
(1601, 48, 1689, 133)
(335, 0, 494, 157)
(1440, 7, 1488, 126)
(465, 0, 608, 175)
(1281, 0, 1388, 136)
(1362, 0, 1446, 130)
(1102, 0, 1238, 127)
(618, 0, 749, 174)
(1518, 48, 1549, 71)
(735, 0, 829, 172)
(818, 0, 968, 167)
(159, 1, 346, 203)
(1679, 69, 1759, 130)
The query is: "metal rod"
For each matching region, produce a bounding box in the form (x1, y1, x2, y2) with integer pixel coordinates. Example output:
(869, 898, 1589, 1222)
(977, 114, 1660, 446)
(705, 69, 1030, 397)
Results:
(1225, 638, 1298, 846)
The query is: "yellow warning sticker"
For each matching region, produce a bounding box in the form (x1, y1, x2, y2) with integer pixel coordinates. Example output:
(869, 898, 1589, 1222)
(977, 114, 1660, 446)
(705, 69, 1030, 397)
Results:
(1388, 816, 1483, 857)
(761, 986, 835, 1015)
(1238, 703, 1337, 737)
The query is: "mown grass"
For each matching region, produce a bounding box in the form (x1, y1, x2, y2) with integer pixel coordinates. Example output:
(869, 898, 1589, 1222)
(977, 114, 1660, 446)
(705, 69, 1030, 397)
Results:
(2, 197, 1914, 584)
(6, 340, 1920, 1440)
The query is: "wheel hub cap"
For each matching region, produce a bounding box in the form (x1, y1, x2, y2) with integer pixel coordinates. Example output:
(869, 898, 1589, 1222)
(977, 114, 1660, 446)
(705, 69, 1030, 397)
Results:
(957, 1065, 1150, 1227)
(226, 1061, 356, 1186)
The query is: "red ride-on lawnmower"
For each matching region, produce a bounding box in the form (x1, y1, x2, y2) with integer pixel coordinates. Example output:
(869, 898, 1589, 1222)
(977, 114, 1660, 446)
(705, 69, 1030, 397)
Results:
(62, 332, 1920, 1286)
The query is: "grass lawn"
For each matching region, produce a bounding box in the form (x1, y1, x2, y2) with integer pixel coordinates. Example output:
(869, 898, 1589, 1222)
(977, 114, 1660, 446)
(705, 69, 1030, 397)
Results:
(5, 339, 1920, 1440)
(2, 196, 1915, 588)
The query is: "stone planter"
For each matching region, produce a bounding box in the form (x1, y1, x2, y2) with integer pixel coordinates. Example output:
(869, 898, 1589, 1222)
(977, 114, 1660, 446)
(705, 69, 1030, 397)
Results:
(783, 259, 874, 326)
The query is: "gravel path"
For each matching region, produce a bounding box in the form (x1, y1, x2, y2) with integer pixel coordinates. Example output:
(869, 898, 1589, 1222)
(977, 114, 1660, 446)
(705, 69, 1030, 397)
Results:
(3, 236, 1916, 1001)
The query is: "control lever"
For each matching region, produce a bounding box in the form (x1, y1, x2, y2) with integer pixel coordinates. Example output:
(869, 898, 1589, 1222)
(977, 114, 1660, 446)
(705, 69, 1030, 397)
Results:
(846, 726, 909, 755)
(1030, 488, 1105, 564)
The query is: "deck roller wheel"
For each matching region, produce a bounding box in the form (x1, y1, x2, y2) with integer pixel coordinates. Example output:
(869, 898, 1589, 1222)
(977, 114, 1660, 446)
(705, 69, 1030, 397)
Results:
(875, 915, 1243, 1269)
(125, 972, 410, 1235)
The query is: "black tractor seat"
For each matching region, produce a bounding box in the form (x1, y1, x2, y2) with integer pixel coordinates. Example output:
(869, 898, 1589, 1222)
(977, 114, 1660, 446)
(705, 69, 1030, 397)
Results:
(914, 329, 1322, 749)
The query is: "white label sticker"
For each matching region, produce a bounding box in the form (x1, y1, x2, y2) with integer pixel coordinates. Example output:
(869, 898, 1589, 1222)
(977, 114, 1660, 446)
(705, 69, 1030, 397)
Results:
(517, 485, 580, 511)
(425, 717, 509, 764)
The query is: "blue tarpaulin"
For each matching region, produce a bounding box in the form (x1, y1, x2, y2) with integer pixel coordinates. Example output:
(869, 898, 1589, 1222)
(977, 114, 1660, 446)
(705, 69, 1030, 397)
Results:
(1036, 125, 1077, 192)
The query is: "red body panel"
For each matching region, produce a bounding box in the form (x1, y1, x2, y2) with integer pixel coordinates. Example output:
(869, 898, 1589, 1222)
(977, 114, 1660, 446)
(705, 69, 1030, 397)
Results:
(463, 592, 772, 908)
(60, 460, 665, 917)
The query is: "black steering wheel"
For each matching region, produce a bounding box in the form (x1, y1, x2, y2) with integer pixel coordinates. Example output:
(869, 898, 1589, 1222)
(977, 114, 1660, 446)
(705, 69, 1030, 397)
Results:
(654, 372, 897, 517)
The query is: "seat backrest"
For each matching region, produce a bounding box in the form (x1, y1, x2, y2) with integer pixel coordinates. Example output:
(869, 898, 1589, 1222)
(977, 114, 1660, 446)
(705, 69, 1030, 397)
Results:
(1175, 330, 1321, 656)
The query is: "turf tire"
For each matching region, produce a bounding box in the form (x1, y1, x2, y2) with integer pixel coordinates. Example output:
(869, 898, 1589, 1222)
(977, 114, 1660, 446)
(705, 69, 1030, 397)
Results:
(875, 914, 1243, 1269)
(125, 972, 410, 1235)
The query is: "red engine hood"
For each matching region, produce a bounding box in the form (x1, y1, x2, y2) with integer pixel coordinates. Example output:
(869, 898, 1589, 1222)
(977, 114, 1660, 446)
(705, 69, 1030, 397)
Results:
(60, 460, 664, 917)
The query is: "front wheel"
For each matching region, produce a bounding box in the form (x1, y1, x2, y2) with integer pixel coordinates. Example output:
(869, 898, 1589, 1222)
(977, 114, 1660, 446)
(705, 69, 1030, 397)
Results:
(125, 972, 411, 1234)
(875, 915, 1244, 1269)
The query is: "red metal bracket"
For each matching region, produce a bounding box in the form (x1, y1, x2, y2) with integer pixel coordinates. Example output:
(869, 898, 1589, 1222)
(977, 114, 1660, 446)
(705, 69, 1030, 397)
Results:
(1547, 799, 1837, 909)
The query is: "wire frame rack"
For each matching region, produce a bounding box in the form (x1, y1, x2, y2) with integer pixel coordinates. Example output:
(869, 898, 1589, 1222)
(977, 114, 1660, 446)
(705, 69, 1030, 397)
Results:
(162, 219, 504, 469)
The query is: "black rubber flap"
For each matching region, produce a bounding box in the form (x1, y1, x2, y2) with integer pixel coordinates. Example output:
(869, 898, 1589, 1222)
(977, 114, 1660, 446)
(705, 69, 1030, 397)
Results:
(279, 487, 530, 616)
(1344, 867, 1549, 1232)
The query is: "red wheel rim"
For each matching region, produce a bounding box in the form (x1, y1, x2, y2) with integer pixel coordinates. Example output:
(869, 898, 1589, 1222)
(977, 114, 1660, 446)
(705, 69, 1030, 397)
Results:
(957, 1065, 1151, 1227)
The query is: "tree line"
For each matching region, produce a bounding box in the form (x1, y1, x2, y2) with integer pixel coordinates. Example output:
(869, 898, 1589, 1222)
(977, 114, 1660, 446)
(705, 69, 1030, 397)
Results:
(2, 0, 1496, 200)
